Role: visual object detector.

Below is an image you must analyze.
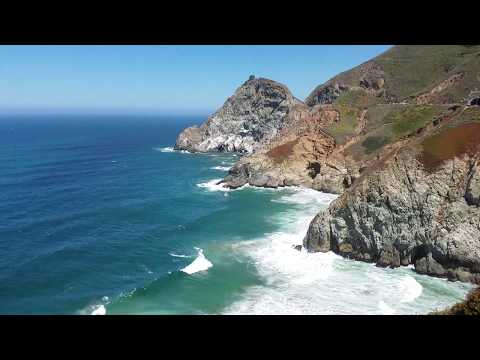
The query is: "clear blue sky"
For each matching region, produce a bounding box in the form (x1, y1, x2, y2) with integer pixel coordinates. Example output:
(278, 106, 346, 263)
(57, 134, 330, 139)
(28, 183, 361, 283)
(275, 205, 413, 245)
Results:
(0, 45, 391, 114)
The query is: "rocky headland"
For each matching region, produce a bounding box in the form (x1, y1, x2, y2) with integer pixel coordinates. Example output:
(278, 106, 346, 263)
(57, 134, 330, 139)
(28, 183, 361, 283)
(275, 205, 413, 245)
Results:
(175, 75, 303, 153)
(175, 45, 480, 290)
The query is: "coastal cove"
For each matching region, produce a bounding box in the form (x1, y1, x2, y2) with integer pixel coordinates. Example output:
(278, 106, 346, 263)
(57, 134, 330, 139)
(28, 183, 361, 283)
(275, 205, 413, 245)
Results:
(0, 114, 472, 314)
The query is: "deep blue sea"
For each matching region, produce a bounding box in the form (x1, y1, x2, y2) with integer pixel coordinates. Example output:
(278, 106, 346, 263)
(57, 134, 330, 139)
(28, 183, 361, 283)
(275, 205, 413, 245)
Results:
(0, 114, 473, 314)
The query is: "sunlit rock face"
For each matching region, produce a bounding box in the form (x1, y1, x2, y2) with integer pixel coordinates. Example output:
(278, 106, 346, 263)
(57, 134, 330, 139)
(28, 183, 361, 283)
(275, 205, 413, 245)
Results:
(174, 76, 303, 153)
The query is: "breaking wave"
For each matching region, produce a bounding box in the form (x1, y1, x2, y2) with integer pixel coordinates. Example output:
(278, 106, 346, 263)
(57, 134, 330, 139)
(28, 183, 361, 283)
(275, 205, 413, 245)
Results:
(154, 147, 193, 154)
(399, 275, 423, 303)
(221, 187, 445, 315)
(180, 248, 213, 275)
(196, 179, 231, 192)
(211, 166, 231, 171)
(90, 304, 106, 315)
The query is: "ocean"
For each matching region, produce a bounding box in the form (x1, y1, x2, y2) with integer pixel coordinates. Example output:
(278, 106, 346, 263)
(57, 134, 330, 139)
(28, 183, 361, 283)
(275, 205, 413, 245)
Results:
(0, 114, 473, 315)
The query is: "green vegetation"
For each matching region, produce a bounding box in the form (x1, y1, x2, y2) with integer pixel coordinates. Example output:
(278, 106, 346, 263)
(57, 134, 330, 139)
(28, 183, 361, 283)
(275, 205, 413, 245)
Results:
(355, 104, 443, 156)
(323, 105, 360, 145)
(389, 105, 440, 137)
(448, 106, 480, 127)
(313, 45, 480, 161)
(335, 89, 381, 108)
(375, 45, 480, 100)
(361, 135, 391, 154)
(365, 104, 407, 132)
(312, 45, 480, 106)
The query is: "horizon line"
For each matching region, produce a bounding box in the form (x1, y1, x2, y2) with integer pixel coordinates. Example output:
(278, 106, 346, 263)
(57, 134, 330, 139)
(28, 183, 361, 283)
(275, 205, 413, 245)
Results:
(0, 106, 216, 116)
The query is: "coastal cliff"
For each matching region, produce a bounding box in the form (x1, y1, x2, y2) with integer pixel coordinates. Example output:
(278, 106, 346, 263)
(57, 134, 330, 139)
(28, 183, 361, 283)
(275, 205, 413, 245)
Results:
(304, 117, 480, 284)
(175, 76, 303, 153)
(175, 45, 480, 286)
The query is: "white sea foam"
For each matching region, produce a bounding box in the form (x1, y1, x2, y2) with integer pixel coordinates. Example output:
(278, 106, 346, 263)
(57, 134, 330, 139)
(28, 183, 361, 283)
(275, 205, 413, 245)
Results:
(399, 275, 423, 303)
(156, 147, 175, 152)
(272, 187, 338, 206)
(221, 160, 235, 166)
(91, 304, 106, 315)
(211, 166, 231, 171)
(154, 147, 193, 154)
(196, 179, 310, 193)
(196, 179, 231, 192)
(223, 188, 343, 314)
(221, 186, 459, 315)
(181, 248, 213, 275)
(378, 301, 396, 315)
(170, 253, 192, 258)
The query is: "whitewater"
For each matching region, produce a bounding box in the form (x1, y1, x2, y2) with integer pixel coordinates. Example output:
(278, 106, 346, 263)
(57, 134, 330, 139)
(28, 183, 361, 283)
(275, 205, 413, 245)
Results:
(191, 181, 471, 315)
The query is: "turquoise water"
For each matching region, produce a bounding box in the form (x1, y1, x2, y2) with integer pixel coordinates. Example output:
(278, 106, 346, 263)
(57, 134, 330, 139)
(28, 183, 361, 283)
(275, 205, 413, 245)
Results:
(0, 114, 473, 314)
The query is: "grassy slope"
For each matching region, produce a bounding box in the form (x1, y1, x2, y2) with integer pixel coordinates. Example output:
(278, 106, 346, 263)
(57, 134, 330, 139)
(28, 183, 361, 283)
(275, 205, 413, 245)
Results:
(375, 45, 479, 100)
(363, 105, 445, 153)
(322, 105, 361, 145)
(309, 45, 480, 104)
(307, 45, 480, 156)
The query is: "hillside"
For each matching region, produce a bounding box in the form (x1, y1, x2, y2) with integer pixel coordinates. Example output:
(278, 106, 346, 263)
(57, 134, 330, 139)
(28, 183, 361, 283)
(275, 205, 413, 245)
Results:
(219, 45, 480, 286)
(306, 45, 480, 107)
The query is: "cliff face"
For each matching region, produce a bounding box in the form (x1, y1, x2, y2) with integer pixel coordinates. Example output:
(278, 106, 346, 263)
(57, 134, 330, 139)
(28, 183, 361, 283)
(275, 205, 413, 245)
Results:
(174, 76, 303, 153)
(304, 118, 480, 284)
(221, 104, 362, 193)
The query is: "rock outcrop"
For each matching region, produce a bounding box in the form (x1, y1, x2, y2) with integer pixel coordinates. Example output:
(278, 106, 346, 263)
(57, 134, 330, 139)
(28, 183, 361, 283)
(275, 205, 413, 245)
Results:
(304, 121, 480, 284)
(221, 105, 362, 193)
(174, 76, 303, 153)
(305, 61, 388, 106)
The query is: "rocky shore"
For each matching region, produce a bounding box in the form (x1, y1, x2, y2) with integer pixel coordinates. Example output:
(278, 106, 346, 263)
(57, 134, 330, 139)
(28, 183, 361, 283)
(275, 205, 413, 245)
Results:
(304, 130, 480, 284)
(175, 45, 480, 287)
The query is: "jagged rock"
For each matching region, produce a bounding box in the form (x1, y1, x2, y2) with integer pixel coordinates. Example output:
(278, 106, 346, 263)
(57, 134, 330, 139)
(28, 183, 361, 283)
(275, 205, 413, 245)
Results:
(292, 245, 303, 251)
(222, 105, 361, 193)
(303, 135, 480, 284)
(465, 164, 480, 206)
(174, 77, 303, 153)
(305, 61, 386, 106)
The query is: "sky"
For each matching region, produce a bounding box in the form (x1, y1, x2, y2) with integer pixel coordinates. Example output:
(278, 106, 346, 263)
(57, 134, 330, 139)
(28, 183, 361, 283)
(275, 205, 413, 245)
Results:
(0, 45, 391, 114)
